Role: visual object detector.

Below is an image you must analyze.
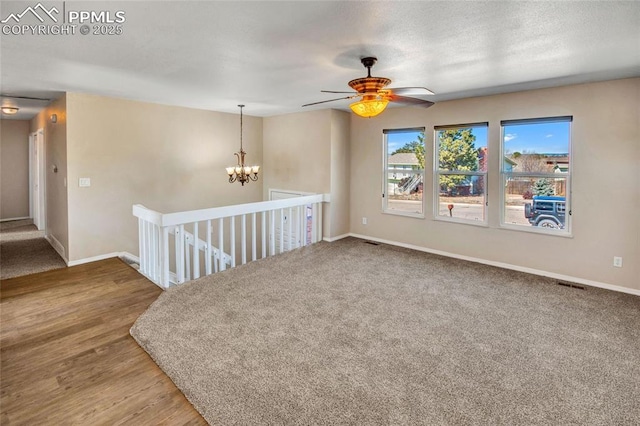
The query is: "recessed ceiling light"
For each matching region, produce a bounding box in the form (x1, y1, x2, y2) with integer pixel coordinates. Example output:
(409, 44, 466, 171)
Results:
(1, 107, 19, 115)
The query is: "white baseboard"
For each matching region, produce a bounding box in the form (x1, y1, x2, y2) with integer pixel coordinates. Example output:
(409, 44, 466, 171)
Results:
(0, 216, 31, 222)
(45, 234, 68, 264)
(348, 233, 640, 297)
(323, 233, 350, 242)
(68, 251, 139, 267)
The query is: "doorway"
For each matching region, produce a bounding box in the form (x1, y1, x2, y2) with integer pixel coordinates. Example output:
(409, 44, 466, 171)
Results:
(29, 129, 45, 231)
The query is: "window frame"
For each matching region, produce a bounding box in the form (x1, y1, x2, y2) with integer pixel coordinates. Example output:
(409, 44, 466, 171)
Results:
(433, 122, 489, 226)
(382, 127, 426, 218)
(499, 116, 572, 236)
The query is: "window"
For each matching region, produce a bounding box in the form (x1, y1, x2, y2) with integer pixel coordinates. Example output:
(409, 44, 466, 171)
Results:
(500, 116, 572, 234)
(434, 123, 488, 224)
(383, 128, 425, 217)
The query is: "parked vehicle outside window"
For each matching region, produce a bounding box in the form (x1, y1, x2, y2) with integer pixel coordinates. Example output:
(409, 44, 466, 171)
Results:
(524, 196, 566, 228)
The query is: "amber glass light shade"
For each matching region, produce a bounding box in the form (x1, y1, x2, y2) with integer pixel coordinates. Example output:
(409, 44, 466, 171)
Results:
(349, 99, 389, 118)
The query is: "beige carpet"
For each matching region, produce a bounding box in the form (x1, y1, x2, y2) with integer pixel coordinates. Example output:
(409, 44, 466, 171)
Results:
(0, 220, 67, 280)
(131, 237, 640, 425)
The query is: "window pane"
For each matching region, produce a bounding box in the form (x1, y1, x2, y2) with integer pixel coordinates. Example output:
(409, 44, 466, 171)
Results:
(501, 117, 571, 233)
(385, 130, 424, 215)
(437, 126, 488, 172)
(437, 174, 486, 222)
(503, 121, 570, 173)
(386, 172, 424, 214)
(435, 124, 488, 225)
(504, 176, 568, 229)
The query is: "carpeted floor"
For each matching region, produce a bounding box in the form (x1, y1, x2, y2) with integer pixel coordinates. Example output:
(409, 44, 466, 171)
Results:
(131, 237, 640, 425)
(0, 220, 67, 280)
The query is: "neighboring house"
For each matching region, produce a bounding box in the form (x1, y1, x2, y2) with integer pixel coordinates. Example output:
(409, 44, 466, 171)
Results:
(387, 152, 422, 195)
(388, 152, 420, 181)
(510, 153, 569, 173)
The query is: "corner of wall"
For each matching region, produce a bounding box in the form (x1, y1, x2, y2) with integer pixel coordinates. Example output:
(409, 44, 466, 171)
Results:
(31, 93, 70, 260)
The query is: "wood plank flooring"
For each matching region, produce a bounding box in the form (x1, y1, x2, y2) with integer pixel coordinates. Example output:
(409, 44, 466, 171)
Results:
(1, 258, 206, 425)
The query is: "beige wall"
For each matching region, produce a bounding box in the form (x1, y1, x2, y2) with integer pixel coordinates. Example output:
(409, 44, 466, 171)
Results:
(263, 109, 332, 196)
(31, 95, 69, 259)
(65, 93, 263, 261)
(1, 119, 30, 220)
(262, 109, 350, 239)
(349, 78, 640, 292)
(329, 110, 351, 238)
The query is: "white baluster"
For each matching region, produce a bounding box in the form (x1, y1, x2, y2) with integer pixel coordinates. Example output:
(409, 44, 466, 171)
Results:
(193, 222, 200, 279)
(205, 220, 212, 275)
(162, 226, 169, 288)
(252, 213, 257, 261)
(230, 216, 236, 268)
(279, 208, 284, 254)
(270, 210, 276, 256)
(218, 218, 225, 271)
(138, 218, 144, 274)
(241, 214, 247, 265)
(185, 231, 191, 281)
(287, 207, 292, 251)
(262, 211, 267, 258)
(176, 225, 185, 284)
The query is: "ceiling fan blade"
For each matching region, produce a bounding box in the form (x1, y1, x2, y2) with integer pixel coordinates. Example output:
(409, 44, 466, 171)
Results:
(388, 95, 435, 108)
(321, 90, 358, 94)
(302, 95, 358, 107)
(387, 87, 435, 96)
(0, 94, 51, 101)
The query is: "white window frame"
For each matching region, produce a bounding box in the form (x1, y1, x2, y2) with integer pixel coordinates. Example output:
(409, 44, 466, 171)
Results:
(382, 128, 426, 218)
(499, 116, 572, 236)
(433, 122, 489, 226)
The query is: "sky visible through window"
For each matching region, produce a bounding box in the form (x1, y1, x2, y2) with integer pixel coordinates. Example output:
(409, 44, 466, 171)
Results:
(387, 132, 422, 154)
(504, 122, 569, 154)
(387, 122, 567, 155)
(387, 129, 488, 154)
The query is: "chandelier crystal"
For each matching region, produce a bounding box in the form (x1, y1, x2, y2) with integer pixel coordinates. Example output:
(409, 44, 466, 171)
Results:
(226, 104, 259, 185)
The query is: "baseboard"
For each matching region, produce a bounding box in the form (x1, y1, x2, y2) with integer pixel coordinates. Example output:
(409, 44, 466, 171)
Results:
(0, 216, 31, 222)
(44, 234, 68, 264)
(120, 252, 140, 265)
(348, 233, 640, 297)
(68, 251, 139, 267)
(323, 233, 350, 242)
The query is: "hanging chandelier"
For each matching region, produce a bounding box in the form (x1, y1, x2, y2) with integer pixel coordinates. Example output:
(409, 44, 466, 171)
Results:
(226, 104, 259, 185)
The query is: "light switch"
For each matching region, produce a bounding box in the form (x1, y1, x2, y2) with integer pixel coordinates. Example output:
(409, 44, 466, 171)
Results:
(79, 177, 91, 187)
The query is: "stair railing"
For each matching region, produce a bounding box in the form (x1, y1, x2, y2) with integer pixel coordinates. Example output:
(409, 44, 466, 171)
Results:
(133, 194, 329, 288)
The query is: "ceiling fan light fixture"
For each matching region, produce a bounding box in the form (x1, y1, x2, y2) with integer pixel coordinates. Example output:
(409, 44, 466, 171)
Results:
(350, 99, 389, 118)
(1, 107, 19, 115)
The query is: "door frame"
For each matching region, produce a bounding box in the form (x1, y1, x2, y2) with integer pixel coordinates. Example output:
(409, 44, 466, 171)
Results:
(29, 129, 46, 230)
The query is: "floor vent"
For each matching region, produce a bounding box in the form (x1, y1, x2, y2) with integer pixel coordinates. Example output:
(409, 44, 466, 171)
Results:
(558, 282, 585, 290)
(364, 241, 380, 246)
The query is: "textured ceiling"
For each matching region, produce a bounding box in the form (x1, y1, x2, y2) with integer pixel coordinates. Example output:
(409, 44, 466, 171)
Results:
(1, 1, 639, 120)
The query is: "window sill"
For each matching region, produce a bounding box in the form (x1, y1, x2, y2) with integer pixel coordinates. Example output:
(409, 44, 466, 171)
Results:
(499, 222, 573, 238)
(382, 210, 425, 219)
(434, 216, 488, 227)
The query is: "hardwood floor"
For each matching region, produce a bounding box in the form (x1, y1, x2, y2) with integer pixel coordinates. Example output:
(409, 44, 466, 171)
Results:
(1, 258, 206, 425)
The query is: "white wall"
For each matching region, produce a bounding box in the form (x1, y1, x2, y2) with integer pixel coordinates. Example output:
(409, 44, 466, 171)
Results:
(349, 78, 639, 292)
(0, 119, 30, 220)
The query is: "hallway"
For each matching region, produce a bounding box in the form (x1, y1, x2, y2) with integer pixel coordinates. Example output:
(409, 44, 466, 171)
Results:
(0, 219, 66, 280)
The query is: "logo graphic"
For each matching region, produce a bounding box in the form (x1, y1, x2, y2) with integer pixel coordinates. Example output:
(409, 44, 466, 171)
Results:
(1, 2, 126, 36)
(1, 2, 59, 24)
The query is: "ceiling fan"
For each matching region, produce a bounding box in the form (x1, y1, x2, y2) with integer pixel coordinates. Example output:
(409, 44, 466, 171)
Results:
(302, 57, 435, 118)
